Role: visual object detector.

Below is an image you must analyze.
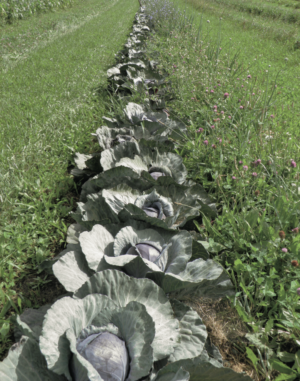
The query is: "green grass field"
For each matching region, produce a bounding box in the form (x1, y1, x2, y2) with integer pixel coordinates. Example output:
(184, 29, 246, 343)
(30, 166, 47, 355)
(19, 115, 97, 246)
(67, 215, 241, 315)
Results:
(0, 0, 139, 357)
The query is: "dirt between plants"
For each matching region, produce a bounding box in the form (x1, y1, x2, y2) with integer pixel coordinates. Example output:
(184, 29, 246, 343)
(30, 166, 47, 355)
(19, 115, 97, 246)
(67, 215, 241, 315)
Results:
(179, 296, 261, 380)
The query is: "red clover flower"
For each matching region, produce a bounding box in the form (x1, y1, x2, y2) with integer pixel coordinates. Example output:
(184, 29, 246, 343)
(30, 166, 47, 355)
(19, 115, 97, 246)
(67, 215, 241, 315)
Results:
(204, 140, 208, 146)
(282, 248, 288, 253)
(291, 160, 296, 168)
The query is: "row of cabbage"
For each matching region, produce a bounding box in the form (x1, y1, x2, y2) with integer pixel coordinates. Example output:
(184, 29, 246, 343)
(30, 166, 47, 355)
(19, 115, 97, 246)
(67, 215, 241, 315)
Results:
(0, 6, 254, 381)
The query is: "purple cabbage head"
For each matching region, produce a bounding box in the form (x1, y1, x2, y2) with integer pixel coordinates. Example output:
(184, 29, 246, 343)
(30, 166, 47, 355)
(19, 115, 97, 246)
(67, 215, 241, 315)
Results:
(149, 166, 167, 181)
(126, 241, 161, 262)
(142, 201, 166, 219)
(71, 332, 129, 381)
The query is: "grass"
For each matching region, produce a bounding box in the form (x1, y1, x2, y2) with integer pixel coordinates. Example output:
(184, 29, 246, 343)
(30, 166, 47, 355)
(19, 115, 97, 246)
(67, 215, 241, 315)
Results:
(140, 0, 300, 379)
(0, 0, 74, 25)
(0, 0, 139, 357)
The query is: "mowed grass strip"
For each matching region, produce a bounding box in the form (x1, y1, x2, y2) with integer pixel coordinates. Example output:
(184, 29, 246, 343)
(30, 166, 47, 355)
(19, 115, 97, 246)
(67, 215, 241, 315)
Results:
(0, 0, 139, 356)
(185, 0, 300, 43)
(177, 0, 300, 135)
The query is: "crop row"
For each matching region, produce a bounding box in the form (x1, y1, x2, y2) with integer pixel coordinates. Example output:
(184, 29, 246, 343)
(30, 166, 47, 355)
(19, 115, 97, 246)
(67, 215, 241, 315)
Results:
(0, 0, 74, 24)
(0, 5, 253, 381)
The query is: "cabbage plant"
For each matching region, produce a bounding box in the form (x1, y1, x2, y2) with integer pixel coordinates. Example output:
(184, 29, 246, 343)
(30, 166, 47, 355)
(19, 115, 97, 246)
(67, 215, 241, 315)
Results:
(100, 140, 187, 183)
(72, 179, 215, 231)
(77, 138, 188, 201)
(93, 117, 186, 150)
(0, 270, 212, 380)
(51, 223, 233, 302)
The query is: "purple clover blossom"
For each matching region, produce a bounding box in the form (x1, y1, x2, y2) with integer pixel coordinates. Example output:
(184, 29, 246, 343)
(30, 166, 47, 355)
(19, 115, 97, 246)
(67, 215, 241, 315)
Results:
(197, 127, 204, 133)
(239, 160, 243, 164)
(211, 125, 215, 129)
(228, 116, 232, 119)
(252, 172, 258, 177)
(247, 75, 252, 79)
(253, 159, 261, 167)
(243, 165, 248, 171)
(224, 92, 229, 99)
(239, 105, 244, 109)
(291, 160, 296, 168)
(221, 111, 224, 114)
(232, 176, 236, 180)
(282, 248, 288, 253)
(204, 140, 208, 146)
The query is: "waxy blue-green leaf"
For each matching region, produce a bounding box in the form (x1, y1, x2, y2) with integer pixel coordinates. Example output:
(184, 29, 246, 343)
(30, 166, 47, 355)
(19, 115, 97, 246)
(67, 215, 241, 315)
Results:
(148, 258, 235, 299)
(0, 336, 67, 381)
(169, 299, 207, 362)
(154, 352, 253, 381)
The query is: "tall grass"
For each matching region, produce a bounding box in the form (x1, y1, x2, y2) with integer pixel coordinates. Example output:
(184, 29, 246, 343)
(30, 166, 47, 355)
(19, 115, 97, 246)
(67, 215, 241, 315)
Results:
(143, 0, 300, 378)
(0, 0, 74, 24)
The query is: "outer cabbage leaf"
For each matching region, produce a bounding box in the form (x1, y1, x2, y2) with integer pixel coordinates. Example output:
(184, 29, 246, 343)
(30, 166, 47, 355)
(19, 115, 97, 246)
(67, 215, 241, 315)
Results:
(169, 299, 207, 362)
(0, 336, 67, 381)
(74, 270, 179, 361)
(153, 352, 253, 381)
(53, 249, 94, 292)
(71, 153, 102, 179)
(148, 258, 235, 299)
(13, 304, 51, 342)
(95, 126, 137, 150)
(79, 167, 154, 202)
